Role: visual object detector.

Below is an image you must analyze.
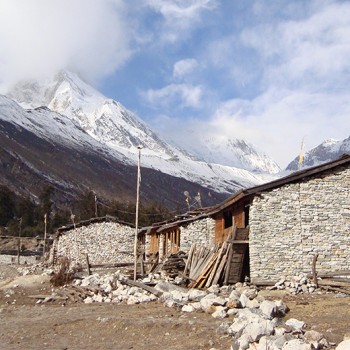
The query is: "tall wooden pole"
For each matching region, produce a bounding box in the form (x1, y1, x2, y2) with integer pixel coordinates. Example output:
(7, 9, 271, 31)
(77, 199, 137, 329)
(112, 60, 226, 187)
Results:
(43, 213, 47, 256)
(94, 194, 98, 217)
(134, 146, 142, 281)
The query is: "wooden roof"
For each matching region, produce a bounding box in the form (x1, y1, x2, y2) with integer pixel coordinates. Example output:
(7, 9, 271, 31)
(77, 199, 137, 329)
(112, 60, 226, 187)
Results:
(140, 154, 350, 234)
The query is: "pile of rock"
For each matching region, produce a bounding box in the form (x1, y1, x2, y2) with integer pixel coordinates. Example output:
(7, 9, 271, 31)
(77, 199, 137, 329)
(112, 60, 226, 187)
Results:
(155, 282, 331, 349)
(267, 274, 318, 294)
(74, 272, 158, 305)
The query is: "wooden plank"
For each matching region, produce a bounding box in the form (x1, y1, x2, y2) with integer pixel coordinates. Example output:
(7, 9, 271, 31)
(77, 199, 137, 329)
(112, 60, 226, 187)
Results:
(224, 243, 234, 285)
(183, 244, 194, 276)
(307, 270, 350, 278)
(318, 279, 350, 288)
(206, 243, 227, 287)
(211, 246, 230, 286)
(123, 279, 163, 297)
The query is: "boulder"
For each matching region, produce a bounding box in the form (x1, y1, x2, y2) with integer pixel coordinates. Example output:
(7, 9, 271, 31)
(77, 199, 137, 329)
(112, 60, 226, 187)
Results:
(243, 320, 274, 342)
(274, 300, 289, 316)
(188, 288, 207, 301)
(336, 340, 350, 350)
(259, 300, 277, 319)
(182, 304, 195, 313)
(282, 339, 312, 350)
(211, 306, 228, 319)
(239, 293, 250, 308)
(285, 318, 305, 332)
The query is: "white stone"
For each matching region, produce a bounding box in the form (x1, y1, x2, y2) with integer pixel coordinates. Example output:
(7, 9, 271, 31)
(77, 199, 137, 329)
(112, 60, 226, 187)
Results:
(182, 304, 195, 313)
(243, 288, 258, 300)
(336, 340, 350, 350)
(285, 318, 305, 331)
(259, 300, 277, 318)
(274, 300, 289, 316)
(207, 284, 220, 294)
(211, 306, 227, 319)
(239, 293, 250, 308)
(246, 299, 260, 309)
(228, 319, 249, 336)
(243, 320, 274, 342)
(228, 289, 241, 301)
(282, 339, 312, 350)
(188, 288, 207, 301)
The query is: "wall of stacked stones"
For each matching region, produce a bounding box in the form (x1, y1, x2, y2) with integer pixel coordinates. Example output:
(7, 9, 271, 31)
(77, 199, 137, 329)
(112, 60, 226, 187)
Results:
(249, 165, 350, 283)
(180, 217, 216, 252)
(56, 222, 135, 266)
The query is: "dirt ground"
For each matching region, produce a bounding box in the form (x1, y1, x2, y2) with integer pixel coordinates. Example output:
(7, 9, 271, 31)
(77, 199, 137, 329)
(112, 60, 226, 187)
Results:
(0, 264, 349, 350)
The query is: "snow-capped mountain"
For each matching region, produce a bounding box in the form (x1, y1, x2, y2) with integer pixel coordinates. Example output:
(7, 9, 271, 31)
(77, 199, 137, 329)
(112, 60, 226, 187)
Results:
(169, 134, 280, 174)
(7, 70, 279, 194)
(286, 137, 350, 171)
(0, 94, 228, 208)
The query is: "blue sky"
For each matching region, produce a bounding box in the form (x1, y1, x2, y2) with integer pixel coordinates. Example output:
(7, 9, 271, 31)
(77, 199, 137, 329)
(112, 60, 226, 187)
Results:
(0, 0, 350, 167)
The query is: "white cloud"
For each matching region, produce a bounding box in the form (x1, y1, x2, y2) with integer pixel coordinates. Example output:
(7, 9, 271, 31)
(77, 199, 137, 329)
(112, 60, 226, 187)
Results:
(142, 83, 203, 109)
(144, 0, 217, 42)
(0, 0, 132, 90)
(209, 88, 350, 167)
(241, 1, 350, 89)
(173, 59, 198, 80)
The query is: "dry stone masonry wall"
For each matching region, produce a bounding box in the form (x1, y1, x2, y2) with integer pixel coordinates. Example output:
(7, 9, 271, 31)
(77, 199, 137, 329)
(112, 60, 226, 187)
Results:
(249, 165, 350, 283)
(180, 217, 216, 252)
(56, 222, 135, 266)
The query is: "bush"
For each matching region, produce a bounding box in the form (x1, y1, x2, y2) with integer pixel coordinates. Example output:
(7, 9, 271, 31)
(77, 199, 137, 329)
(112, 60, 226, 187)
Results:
(50, 257, 77, 287)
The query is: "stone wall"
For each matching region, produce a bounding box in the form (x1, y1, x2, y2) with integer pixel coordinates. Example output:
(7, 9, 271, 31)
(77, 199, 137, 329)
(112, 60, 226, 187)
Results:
(180, 217, 216, 252)
(55, 222, 135, 266)
(249, 165, 350, 283)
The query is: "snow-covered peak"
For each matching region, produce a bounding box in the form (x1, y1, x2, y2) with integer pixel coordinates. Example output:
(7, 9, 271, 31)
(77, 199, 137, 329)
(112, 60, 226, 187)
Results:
(166, 132, 281, 174)
(286, 136, 350, 170)
(6, 70, 281, 195)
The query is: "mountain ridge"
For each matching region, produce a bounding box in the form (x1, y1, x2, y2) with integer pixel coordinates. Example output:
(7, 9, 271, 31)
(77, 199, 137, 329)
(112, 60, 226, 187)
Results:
(7, 70, 280, 195)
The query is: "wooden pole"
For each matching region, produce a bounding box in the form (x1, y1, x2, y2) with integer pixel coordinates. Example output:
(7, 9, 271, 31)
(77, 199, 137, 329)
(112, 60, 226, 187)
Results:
(94, 194, 98, 218)
(134, 146, 142, 281)
(43, 213, 47, 256)
(85, 253, 91, 275)
(17, 218, 22, 265)
(312, 253, 319, 288)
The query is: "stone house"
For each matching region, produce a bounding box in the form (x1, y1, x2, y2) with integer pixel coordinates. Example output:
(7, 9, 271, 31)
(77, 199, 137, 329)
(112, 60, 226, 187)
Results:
(140, 208, 216, 263)
(51, 216, 135, 266)
(210, 154, 350, 284)
(144, 154, 350, 284)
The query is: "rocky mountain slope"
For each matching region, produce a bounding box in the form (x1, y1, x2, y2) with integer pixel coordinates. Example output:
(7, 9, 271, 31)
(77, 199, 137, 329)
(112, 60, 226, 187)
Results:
(7, 71, 279, 195)
(0, 95, 226, 209)
(286, 137, 350, 171)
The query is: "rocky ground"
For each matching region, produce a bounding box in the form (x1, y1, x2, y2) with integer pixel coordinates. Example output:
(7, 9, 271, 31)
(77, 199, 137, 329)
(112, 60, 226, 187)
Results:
(0, 263, 350, 350)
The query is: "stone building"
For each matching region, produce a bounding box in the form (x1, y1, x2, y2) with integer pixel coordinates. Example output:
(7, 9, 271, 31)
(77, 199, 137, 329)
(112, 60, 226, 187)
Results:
(144, 154, 350, 284)
(141, 209, 216, 262)
(209, 154, 350, 284)
(51, 216, 135, 266)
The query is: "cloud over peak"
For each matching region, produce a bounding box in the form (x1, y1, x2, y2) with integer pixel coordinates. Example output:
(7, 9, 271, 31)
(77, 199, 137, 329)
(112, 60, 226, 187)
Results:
(0, 0, 132, 91)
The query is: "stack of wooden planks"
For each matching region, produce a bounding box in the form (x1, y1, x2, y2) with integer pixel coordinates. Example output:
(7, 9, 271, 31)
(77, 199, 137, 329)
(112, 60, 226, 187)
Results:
(185, 242, 233, 289)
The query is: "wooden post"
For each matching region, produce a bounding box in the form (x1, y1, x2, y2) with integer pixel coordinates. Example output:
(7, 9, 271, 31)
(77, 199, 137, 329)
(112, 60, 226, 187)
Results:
(17, 218, 22, 265)
(85, 253, 91, 275)
(312, 254, 319, 288)
(43, 213, 47, 256)
(134, 146, 142, 281)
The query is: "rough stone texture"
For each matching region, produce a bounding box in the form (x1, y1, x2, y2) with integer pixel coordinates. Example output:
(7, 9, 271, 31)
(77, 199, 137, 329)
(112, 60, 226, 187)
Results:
(250, 165, 350, 282)
(55, 222, 134, 265)
(179, 217, 216, 252)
